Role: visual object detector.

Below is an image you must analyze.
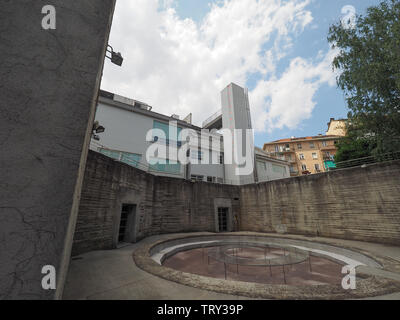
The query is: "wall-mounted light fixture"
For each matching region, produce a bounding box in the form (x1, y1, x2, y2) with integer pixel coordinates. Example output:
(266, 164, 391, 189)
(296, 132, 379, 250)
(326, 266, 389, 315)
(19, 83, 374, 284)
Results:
(106, 45, 123, 66)
(92, 121, 105, 141)
(93, 121, 105, 134)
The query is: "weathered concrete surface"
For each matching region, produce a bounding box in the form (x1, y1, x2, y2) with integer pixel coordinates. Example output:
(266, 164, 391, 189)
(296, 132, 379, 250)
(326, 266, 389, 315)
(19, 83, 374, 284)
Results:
(0, 1, 116, 299)
(74, 154, 400, 257)
(72, 151, 241, 255)
(132, 232, 400, 300)
(64, 234, 252, 300)
(240, 160, 400, 245)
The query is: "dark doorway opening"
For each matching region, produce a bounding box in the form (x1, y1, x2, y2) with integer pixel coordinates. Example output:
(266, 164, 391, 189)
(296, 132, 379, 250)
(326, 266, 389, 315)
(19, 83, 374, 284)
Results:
(218, 207, 229, 232)
(118, 204, 137, 243)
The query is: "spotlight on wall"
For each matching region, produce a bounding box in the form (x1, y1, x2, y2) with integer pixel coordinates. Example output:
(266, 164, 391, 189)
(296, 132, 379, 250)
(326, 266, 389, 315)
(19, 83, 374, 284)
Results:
(93, 121, 105, 134)
(106, 45, 123, 66)
(92, 121, 105, 141)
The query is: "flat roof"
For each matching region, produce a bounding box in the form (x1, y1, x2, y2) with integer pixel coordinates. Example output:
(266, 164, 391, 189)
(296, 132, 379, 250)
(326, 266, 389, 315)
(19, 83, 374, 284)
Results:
(263, 135, 342, 147)
(99, 90, 203, 131)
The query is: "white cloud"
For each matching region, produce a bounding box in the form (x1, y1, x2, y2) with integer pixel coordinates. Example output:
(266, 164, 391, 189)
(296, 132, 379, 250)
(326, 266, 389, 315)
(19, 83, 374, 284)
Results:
(102, 0, 336, 133)
(250, 48, 338, 132)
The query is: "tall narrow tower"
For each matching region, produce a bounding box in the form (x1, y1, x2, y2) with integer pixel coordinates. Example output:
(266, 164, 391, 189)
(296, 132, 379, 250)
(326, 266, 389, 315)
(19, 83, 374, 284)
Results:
(221, 83, 255, 185)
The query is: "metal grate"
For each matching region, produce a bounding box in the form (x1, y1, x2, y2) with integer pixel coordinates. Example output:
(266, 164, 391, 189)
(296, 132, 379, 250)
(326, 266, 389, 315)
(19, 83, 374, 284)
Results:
(118, 205, 131, 243)
(218, 208, 228, 232)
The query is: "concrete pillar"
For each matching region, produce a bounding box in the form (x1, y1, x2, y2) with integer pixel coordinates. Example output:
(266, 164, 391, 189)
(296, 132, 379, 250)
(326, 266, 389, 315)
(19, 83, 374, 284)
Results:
(0, 0, 116, 299)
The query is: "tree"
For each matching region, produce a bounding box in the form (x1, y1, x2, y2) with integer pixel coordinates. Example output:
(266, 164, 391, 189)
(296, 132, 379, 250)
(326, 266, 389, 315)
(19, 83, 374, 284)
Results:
(334, 119, 377, 162)
(328, 0, 400, 160)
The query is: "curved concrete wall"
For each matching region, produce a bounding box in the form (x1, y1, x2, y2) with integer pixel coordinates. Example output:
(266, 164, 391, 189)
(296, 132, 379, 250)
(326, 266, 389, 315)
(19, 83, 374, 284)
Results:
(240, 160, 400, 245)
(72, 152, 400, 256)
(0, 1, 116, 299)
(72, 151, 240, 255)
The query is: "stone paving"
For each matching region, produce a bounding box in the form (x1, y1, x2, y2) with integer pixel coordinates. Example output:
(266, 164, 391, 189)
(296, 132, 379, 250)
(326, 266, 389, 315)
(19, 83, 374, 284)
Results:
(63, 232, 400, 300)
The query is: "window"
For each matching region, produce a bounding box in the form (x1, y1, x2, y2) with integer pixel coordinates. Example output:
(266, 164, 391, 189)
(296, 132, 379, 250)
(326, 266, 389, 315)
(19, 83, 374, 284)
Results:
(272, 164, 286, 175)
(257, 161, 267, 172)
(207, 176, 213, 183)
(149, 157, 181, 174)
(297, 143, 302, 150)
(153, 120, 182, 146)
(191, 150, 203, 161)
(275, 145, 279, 152)
(312, 153, 318, 160)
(99, 148, 120, 160)
(219, 153, 224, 164)
(299, 154, 305, 160)
(121, 152, 142, 167)
(191, 175, 204, 182)
(315, 164, 321, 172)
(302, 164, 307, 171)
(100, 149, 142, 169)
(322, 141, 327, 147)
(309, 142, 315, 148)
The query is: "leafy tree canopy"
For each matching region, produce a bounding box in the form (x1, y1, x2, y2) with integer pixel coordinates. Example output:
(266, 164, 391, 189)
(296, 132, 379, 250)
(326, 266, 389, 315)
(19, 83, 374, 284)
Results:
(328, 0, 400, 159)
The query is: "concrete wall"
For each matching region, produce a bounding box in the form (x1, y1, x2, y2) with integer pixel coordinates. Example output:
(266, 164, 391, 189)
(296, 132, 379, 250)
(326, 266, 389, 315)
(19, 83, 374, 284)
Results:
(240, 160, 400, 245)
(72, 151, 240, 255)
(73, 154, 400, 256)
(95, 101, 154, 161)
(256, 160, 290, 182)
(0, 1, 116, 299)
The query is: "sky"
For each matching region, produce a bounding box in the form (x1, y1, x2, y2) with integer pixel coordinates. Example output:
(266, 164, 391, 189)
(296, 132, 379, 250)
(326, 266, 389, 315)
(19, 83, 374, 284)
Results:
(101, 0, 380, 148)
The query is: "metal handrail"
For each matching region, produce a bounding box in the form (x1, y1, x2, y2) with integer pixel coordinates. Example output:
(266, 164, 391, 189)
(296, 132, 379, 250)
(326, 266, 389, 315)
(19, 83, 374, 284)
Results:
(334, 151, 400, 169)
(202, 109, 222, 127)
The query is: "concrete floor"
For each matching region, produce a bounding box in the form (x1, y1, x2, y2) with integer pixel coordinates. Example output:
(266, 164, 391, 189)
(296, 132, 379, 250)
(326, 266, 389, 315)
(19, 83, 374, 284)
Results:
(63, 233, 400, 300)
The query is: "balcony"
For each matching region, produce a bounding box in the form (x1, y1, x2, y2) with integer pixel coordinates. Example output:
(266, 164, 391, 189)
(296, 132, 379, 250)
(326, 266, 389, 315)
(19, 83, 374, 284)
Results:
(202, 110, 222, 130)
(320, 145, 337, 151)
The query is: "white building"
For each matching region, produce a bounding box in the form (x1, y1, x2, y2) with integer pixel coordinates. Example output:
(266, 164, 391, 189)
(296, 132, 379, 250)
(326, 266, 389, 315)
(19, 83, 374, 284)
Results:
(91, 83, 290, 184)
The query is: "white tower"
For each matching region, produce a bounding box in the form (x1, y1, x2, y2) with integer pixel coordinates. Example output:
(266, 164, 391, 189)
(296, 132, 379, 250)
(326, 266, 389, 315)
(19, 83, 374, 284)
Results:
(220, 83, 255, 185)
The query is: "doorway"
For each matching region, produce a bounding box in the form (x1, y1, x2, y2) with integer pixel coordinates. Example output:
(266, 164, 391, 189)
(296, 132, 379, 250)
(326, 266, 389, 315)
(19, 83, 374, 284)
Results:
(217, 207, 229, 232)
(118, 204, 137, 243)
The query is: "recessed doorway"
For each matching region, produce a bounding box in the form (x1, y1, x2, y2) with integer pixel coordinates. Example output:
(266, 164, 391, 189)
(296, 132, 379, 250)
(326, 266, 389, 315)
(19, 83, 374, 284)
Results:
(217, 207, 229, 232)
(118, 204, 137, 244)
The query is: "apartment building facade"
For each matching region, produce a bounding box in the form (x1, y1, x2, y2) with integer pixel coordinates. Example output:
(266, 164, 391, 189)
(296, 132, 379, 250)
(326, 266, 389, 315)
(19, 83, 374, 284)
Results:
(263, 135, 341, 176)
(326, 118, 347, 136)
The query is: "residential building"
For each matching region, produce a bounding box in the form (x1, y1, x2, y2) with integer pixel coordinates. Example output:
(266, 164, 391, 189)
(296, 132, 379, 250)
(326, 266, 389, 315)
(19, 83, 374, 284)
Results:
(326, 118, 347, 136)
(263, 134, 341, 176)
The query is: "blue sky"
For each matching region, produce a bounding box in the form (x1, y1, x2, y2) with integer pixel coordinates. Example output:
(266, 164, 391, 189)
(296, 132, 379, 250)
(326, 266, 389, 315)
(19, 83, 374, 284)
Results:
(103, 0, 382, 148)
(174, 0, 380, 147)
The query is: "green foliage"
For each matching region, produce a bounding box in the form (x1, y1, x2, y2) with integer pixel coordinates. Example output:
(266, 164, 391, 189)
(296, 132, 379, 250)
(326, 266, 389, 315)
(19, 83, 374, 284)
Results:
(334, 119, 376, 162)
(328, 0, 400, 159)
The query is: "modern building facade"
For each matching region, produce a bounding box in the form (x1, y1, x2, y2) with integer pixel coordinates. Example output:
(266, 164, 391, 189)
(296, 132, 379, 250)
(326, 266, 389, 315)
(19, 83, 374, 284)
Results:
(263, 134, 342, 176)
(92, 83, 290, 185)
